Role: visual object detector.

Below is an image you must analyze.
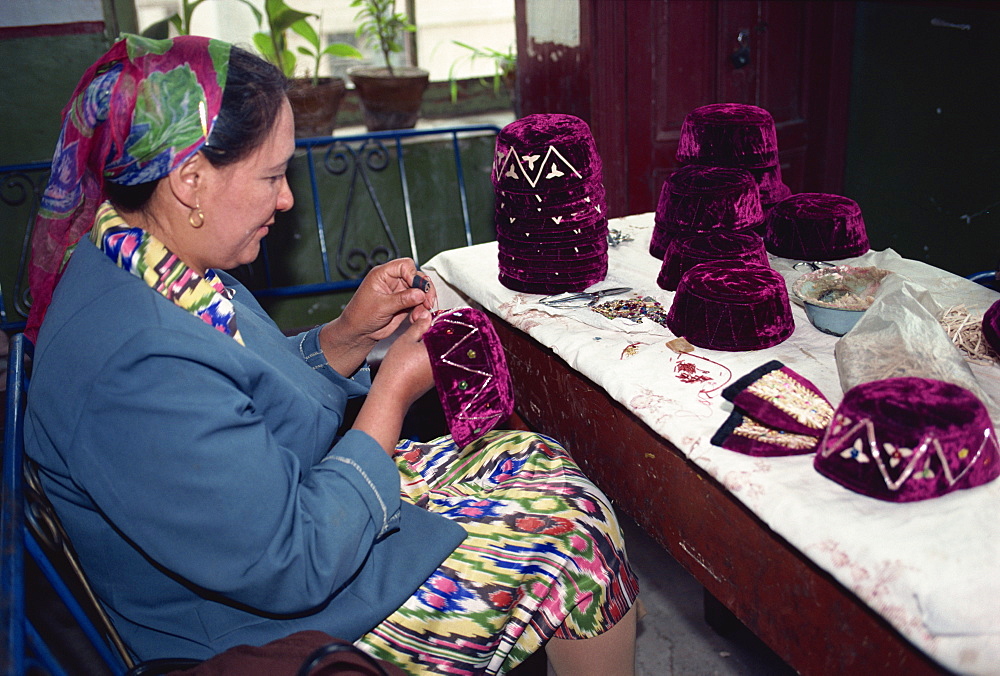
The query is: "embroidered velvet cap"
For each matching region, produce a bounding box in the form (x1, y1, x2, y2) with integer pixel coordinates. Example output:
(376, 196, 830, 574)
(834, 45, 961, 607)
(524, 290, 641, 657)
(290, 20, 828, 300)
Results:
(666, 261, 794, 351)
(650, 166, 763, 260)
(657, 231, 769, 291)
(982, 299, 1000, 356)
(493, 114, 609, 293)
(422, 307, 515, 448)
(493, 114, 603, 194)
(764, 193, 870, 260)
(815, 378, 1000, 502)
(676, 103, 780, 169)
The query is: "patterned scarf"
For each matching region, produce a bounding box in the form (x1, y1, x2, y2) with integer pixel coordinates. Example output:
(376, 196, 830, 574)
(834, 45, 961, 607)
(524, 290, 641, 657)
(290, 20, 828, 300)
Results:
(26, 34, 231, 342)
(90, 201, 244, 345)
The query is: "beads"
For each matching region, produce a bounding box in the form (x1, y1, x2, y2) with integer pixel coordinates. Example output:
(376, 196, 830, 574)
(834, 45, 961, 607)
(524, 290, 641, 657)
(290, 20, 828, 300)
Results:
(591, 297, 670, 327)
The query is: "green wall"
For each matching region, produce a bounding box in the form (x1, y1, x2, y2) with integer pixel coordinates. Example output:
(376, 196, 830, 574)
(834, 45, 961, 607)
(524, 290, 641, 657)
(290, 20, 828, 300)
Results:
(0, 32, 113, 165)
(843, 2, 1000, 278)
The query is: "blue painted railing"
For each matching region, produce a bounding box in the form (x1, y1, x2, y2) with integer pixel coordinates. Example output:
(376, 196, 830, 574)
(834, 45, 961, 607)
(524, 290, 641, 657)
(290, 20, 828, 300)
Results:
(0, 124, 500, 332)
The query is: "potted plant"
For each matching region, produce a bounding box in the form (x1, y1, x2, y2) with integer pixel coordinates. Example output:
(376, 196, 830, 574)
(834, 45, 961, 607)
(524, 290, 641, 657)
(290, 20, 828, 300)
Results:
(447, 41, 518, 116)
(347, 0, 429, 132)
(253, 0, 362, 138)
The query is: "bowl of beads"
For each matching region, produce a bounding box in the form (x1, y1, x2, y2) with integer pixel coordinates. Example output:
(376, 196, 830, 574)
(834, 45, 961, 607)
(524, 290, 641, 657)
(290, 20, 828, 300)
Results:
(792, 265, 891, 336)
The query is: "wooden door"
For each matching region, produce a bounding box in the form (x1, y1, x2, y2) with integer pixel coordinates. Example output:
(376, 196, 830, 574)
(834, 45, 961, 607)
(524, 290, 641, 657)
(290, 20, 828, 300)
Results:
(516, 0, 855, 218)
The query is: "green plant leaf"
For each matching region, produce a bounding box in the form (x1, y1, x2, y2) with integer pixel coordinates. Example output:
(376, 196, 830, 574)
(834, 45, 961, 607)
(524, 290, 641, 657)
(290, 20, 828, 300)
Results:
(289, 17, 321, 51)
(322, 44, 363, 59)
(252, 32, 277, 62)
(265, 0, 315, 34)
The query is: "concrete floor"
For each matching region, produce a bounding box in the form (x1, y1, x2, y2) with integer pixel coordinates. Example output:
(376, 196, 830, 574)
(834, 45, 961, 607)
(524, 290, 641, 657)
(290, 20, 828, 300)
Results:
(620, 514, 797, 676)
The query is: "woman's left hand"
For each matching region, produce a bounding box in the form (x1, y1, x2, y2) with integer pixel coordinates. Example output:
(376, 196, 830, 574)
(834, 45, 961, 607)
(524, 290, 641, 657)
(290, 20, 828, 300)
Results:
(319, 258, 436, 375)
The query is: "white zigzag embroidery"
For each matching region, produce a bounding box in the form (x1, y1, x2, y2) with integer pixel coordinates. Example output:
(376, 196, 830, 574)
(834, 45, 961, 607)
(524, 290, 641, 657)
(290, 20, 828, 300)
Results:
(434, 312, 502, 429)
(493, 145, 584, 188)
(819, 417, 996, 491)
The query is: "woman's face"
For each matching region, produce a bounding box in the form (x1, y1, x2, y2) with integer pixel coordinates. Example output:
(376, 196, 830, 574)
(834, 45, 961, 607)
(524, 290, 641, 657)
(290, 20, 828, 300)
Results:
(193, 98, 296, 274)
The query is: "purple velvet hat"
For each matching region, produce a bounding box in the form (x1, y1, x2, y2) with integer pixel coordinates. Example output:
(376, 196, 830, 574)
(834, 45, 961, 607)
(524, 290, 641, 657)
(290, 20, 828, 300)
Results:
(764, 193, 870, 260)
(494, 114, 609, 293)
(748, 164, 792, 209)
(493, 114, 602, 194)
(982, 299, 1000, 356)
(815, 378, 1000, 502)
(657, 231, 769, 291)
(422, 307, 515, 448)
(676, 103, 779, 169)
(666, 261, 794, 351)
(649, 166, 763, 259)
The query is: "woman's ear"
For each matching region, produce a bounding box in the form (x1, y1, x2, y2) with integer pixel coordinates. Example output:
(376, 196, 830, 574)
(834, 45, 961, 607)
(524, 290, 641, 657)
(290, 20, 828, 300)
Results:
(167, 151, 207, 209)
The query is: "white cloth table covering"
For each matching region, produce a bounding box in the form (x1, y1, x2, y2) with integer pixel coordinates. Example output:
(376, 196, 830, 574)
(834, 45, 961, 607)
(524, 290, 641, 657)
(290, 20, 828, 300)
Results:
(423, 211, 1000, 676)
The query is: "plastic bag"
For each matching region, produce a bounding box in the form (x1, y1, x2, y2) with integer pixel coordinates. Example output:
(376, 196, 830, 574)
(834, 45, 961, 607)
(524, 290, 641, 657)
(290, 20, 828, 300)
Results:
(834, 270, 1000, 422)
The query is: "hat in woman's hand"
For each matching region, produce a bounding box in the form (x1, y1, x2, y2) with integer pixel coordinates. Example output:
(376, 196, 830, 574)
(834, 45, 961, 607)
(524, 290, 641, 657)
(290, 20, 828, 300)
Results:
(814, 377, 1000, 502)
(422, 307, 515, 448)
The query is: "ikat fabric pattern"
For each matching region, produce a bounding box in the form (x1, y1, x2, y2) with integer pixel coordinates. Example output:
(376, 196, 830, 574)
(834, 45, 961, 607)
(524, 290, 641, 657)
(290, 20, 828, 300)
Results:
(91, 201, 243, 344)
(357, 431, 639, 675)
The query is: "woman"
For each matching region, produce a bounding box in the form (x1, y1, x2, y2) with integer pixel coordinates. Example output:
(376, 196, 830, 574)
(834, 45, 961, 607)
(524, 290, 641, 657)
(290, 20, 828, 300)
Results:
(24, 35, 638, 675)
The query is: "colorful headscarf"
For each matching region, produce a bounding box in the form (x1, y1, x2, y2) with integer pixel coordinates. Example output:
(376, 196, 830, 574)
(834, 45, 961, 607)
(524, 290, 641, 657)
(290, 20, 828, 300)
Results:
(26, 34, 231, 342)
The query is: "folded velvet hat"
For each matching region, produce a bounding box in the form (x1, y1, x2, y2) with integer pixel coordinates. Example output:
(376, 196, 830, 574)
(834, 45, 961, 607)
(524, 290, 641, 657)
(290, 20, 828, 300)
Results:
(649, 165, 763, 260)
(657, 231, 769, 291)
(764, 193, 870, 260)
(422, 307, 515, 448)
(666, 260, 794, 351)
(815, 378, 1000, 502)
(712, 360, 835, 457)
(493, 114, 609, 294)
(982, 299, 1000, 356)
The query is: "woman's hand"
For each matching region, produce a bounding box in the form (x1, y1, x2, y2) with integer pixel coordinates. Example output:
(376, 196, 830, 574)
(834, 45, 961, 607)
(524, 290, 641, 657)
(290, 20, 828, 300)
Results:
(319, 258, 435, 376)
(351, 314, 434, 454)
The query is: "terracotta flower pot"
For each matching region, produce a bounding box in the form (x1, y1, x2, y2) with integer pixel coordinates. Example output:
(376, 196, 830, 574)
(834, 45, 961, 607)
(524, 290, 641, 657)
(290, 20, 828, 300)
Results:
(286, 77, 347, 139)
(347, 66, 430, 132)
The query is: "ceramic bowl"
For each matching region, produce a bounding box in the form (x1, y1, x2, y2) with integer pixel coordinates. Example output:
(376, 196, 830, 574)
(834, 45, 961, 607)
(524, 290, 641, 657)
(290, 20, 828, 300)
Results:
(792, 265, 891, 336)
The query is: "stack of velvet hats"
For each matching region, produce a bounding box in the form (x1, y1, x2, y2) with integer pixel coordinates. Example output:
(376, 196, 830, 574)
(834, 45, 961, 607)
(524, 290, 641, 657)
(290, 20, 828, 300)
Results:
(649, 165, 764, 261)
(674, 102, 791, 212)
(492, 113, 608, 294)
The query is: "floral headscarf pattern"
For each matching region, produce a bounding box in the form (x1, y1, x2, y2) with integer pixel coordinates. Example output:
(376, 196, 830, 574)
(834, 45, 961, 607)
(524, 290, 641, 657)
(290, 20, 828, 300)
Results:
(26, 34, 231, 342)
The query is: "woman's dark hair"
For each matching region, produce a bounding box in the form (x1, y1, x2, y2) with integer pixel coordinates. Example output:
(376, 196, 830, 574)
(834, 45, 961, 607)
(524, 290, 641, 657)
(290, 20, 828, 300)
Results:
(106, 45, 288, 212)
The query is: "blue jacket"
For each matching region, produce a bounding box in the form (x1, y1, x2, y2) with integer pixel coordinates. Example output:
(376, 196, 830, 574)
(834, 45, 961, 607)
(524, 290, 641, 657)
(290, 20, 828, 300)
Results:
(24, 237, 466, 660)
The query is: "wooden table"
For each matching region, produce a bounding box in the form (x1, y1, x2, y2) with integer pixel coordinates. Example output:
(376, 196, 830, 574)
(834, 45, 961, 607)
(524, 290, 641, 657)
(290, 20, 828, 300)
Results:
(488, 313, 946, 676)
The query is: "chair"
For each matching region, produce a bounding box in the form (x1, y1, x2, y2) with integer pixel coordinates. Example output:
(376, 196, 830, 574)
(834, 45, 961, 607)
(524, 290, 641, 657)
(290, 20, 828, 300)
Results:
(1, 333, 200, 675)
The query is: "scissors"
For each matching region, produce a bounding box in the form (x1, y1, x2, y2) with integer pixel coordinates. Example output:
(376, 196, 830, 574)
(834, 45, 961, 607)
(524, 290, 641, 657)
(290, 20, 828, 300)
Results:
(538, 287, 632, 307)
(792, 261, 836, 272)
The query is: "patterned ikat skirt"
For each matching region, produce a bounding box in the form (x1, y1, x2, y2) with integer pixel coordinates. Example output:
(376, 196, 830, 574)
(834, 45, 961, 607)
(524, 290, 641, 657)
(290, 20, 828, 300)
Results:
(355, 430, 639, 675)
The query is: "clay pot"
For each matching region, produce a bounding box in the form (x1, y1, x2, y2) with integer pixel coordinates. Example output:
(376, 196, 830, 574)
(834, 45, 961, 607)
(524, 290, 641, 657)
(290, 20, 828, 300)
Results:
(347, 66, 430, 132)
(286, 77, 347, 139)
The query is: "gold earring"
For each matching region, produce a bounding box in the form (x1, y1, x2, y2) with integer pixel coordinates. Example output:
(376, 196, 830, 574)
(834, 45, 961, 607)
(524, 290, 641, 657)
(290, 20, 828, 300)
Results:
(189, 203, 205, 229)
